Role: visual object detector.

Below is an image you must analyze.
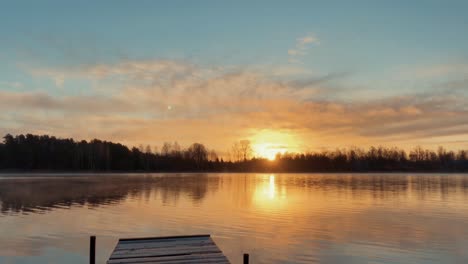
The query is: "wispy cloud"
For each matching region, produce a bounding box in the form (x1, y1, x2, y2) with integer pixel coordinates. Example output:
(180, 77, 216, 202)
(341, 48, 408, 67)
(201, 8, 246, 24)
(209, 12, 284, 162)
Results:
(395, 63, 468, 84)
(288, 34, 320, 63)
(413, 64, 468, 78)
(0, 81, 23, 89)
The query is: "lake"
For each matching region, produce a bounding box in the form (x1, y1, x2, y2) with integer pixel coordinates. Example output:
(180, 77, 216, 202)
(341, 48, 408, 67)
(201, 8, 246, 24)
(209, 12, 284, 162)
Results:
(0, 173, 467, 263)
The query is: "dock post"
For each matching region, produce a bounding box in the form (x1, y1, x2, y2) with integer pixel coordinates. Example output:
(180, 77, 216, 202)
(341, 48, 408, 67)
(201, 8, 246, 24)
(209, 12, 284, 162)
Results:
(243, 253, 249, 264)
(90, 236, 96, 264)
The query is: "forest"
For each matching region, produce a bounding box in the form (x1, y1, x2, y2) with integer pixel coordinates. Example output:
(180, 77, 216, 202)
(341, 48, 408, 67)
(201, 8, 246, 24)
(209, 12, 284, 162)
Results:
(0, 133, 468, 172)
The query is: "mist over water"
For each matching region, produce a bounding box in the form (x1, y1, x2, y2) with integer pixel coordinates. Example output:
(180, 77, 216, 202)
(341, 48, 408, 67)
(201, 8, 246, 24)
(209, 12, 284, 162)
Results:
(0, 173, 467, 263)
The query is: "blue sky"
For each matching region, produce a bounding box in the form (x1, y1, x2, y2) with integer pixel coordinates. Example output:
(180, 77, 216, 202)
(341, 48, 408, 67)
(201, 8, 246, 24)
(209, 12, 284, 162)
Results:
(1, 1, 468, 154)
(3, 1, 468, 70)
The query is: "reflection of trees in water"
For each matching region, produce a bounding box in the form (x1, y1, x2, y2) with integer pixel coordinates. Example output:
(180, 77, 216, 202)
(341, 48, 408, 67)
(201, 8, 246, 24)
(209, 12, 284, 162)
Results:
(219, 174, 255, 208)
(154, 173, 220, 205)
(1, 173, 467, 215)
(282, 174, 468, 200)
(217, 174, 468, 209)
(0, 174, 219, 215)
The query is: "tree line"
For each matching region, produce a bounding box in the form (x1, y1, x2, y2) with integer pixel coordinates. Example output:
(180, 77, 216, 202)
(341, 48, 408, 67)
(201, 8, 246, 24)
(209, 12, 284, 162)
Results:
(0, 134, 467, 172)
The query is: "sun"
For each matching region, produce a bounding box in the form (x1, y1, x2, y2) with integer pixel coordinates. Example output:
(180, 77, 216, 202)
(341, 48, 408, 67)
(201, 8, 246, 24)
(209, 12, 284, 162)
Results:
(250, 130, 299, 160)
(253, 143, 286, 160)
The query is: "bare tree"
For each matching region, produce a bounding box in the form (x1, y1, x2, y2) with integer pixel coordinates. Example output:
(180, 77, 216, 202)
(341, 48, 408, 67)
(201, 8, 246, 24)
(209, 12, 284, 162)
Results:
(409, 146, 425, 161)
(208, 149, 218, 162)
(145, 145, 152, 154)
(161, 142, 172, 156)
(230, 140, 253, 162)
(153, 145, 159, 155)
(231, 142, 242, 162)
(187, 143, 208, 165)
(458, 150, 468, 161)
(172, 141, 181, 158)
(239, 140, 253, 161)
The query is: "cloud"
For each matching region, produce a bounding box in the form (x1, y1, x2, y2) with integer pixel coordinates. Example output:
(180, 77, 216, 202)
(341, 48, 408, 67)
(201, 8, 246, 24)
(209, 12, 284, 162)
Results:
(288, 34, 320, 63)
(396, 63, 468, 89)
(412, 64, 468, 78)
(25, 59, 198, 88)
(0, 81, 23, 89)
(3, 58, 468, 152)
(0, 90, 138, 114)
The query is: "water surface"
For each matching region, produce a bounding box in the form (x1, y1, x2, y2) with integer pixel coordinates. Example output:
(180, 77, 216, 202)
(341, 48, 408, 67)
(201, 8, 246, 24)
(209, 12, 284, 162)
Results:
(0, 173, 467, 263)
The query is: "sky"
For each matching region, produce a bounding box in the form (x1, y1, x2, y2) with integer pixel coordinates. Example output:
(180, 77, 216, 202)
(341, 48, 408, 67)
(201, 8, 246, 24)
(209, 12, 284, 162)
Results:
(1, 0, 468, 157)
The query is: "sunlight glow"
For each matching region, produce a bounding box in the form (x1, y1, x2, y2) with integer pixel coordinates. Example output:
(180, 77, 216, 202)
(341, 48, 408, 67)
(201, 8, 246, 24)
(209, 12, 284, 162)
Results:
(250, 130, 300, 160)
(254, 143, 286, 160)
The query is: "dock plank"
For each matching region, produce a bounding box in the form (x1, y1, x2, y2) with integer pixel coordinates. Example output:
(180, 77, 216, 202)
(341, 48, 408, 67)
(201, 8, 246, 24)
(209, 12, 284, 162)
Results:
(108, 253, 227, 264)
(110, 246, 221, 259)
(115, 239, 215, 251)
(112, 244, 217, 255)
(106, 235, 230, 264)
(118, 235, 210, 244)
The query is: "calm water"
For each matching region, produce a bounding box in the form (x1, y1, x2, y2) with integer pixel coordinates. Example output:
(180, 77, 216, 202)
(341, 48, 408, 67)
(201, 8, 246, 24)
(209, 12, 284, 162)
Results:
(0, 173, 467, 264)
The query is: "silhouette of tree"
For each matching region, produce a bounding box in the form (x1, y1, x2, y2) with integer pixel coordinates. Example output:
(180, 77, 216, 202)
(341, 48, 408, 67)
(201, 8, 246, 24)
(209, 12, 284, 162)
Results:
(208, 149, 218, 162)
(161, 142, 171, 156)
(171, 142, 182, 158)
(187, 143, 208, 168)
(231, 142, 242, 162)
(239, 140, 253, 161)
(1, 133, 468, 172)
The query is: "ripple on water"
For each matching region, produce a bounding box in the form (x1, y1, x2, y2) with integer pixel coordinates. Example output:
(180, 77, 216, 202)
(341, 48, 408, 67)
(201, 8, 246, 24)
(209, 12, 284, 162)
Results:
(1, 173, 468, 263)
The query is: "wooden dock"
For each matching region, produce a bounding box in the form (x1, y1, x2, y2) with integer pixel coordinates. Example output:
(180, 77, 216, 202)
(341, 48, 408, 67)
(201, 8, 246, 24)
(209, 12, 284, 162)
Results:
(105, 234, 231, 264)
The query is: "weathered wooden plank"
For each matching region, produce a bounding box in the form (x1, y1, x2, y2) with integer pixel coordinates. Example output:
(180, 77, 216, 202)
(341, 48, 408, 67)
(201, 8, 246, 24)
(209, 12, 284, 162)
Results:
(108, 257, 228, 264)
(114, 242, 216, 253)
(113, 243, 217, 256)
(108, 258, 229, 264)
(114, 239, 215, 251)
(111, 245, 220, 258)
(110, 251, 223, 260)
(109, 259, 229, 264)
(110, 248, 222, 260)
(118, 235, 210, 244)
(151, 259, 229, 264)
(119, 234, 210, 242)
(113, 239, 214, 251)
(107, 252, 227, 264)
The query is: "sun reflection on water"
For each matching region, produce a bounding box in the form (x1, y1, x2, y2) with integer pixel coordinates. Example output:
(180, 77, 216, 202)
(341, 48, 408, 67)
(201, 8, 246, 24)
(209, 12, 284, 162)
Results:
(253, 174, 288, 211)
(268, 174, 275, 199)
